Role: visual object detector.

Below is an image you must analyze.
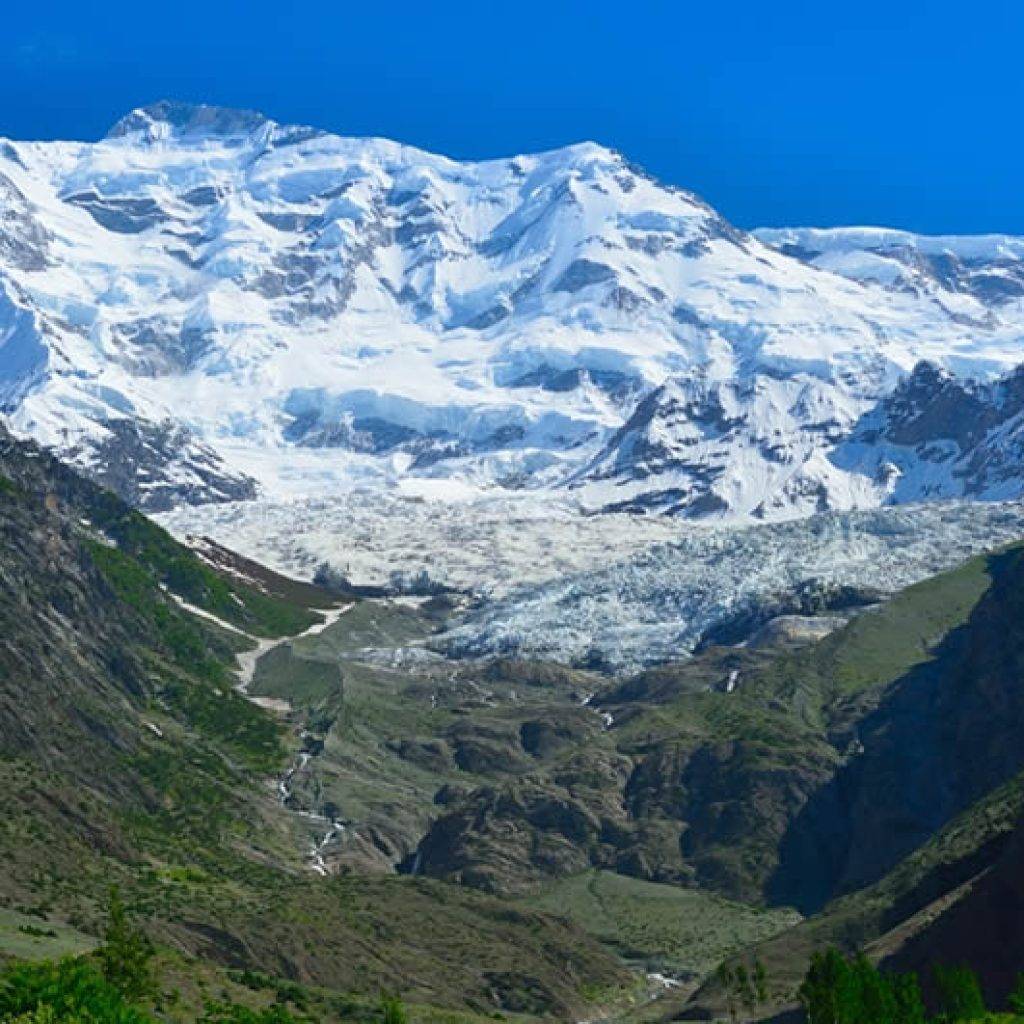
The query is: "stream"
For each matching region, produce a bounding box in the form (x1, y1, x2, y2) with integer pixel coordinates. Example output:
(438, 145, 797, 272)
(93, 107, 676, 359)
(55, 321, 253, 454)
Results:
(233, 602, 354, 874)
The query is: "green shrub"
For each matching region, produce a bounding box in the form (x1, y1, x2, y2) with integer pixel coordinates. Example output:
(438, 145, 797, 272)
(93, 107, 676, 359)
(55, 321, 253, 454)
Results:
(379, 994, 408, 1024)
(98, 887, 155, 1002)
(0, 957, 154, 1024)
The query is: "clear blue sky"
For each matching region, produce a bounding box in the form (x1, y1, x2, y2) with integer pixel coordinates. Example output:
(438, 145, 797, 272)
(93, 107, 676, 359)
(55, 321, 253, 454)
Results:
(2, 0, 1021, 234)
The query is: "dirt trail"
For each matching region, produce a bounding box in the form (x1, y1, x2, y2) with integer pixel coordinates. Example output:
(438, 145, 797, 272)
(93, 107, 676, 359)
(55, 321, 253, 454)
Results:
(235, 602, 354, 692)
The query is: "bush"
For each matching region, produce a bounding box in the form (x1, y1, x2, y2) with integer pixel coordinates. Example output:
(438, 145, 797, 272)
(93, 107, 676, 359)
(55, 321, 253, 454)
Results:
(378, 994, 408, 1024)
(0, 957, 154, 1024)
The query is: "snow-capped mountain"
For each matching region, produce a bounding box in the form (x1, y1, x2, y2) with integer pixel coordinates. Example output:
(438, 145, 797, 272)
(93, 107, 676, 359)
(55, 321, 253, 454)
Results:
(2, 100, 1024, 516)
(754, 226, 1024, 310)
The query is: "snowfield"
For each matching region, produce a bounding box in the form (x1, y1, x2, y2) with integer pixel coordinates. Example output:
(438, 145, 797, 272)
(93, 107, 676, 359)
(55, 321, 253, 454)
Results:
(2, 101, 1024, 519)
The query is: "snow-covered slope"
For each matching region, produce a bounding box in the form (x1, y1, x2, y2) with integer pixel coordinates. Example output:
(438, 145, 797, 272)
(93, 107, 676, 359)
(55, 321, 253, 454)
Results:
(2, 100, 1024, 516)
(754, 226, 1024, 309)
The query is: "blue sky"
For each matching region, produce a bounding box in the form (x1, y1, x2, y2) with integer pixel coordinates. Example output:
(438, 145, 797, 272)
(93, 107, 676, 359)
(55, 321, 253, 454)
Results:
(2, 0, 1021, 234)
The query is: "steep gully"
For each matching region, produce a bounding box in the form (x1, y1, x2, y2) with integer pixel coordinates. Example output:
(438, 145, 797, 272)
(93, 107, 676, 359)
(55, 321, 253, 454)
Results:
(232, 602, 354, 875)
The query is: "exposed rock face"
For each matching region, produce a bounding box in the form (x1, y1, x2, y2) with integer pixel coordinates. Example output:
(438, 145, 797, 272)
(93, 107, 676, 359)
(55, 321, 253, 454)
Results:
(694, 578, 881, 650)
(833, 361, 1024, 503)
(0, 443, 146, 773)
(0, 172, 51, 270)
(66, 418, 259, 511)
(577, 377, 743, 515)
(625, 739, 840, 898)
(417, 782, 605, 891)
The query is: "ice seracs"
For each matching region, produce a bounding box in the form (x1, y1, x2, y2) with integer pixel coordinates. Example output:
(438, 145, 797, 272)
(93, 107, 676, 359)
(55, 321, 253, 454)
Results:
(435, 499, 1024, 671)
(1, 101, 1024, 519)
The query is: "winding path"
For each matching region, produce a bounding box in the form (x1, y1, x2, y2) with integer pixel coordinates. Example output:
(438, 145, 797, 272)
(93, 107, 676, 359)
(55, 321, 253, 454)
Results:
(235, 602, 354, 693)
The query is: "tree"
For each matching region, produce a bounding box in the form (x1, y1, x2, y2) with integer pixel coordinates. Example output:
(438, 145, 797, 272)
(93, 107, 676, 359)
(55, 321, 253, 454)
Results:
(933, 964, 985, 1022)
(717, 964, 739, 1024)
(735, 964, 755, 1010)
(890, 972, 926, 1024)
(852, 954, 896, 1024)
(99, 886, 156, 1002)
(717, 960, 766, 1022)
(753, 960, 768, 1005)
(800, 950, 983, 1024)
(799, 948, 856, 1024)
(1009, 972, 1024, 1016)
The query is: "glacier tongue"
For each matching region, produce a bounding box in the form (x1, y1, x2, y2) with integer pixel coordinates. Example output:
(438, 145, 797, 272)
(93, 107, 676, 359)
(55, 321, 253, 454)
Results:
(157, 489, 1024, 672)
(436, 500, 1024, 670)
(1, 101, 1024, 516)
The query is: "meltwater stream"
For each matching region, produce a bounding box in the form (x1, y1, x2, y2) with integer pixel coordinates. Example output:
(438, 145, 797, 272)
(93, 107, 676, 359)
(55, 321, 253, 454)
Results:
(234, 602, 354, 875)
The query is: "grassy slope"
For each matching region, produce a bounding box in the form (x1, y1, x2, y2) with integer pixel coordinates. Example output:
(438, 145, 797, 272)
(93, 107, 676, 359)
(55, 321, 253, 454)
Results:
(140, 948, 546, 1024)
(0, 909, 97, 963)
(518, 870, 799, 978)
(0, 438, 630, 1020)
(733, 547, 996, 722)
(250, 601, 614, 874)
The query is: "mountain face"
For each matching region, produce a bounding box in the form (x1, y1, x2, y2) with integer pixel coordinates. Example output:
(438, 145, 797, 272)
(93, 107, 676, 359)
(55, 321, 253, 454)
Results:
(2, 101, 1024, 516)
(755, 226, 1024, 310)
(0, 428, 627, 1017)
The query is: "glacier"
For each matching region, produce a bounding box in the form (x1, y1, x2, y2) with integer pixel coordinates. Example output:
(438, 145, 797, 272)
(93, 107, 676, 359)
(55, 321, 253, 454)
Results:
(158, 491, 1024, 671)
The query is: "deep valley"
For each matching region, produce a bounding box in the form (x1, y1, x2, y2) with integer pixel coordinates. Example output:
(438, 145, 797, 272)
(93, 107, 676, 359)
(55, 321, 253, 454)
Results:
(4, 423, 1024, 1023)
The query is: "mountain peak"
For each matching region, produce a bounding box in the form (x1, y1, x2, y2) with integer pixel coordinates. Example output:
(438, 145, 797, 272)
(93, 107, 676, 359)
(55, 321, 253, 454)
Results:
(5, 102, 1024, 521)
(105, 100, 273, 141)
